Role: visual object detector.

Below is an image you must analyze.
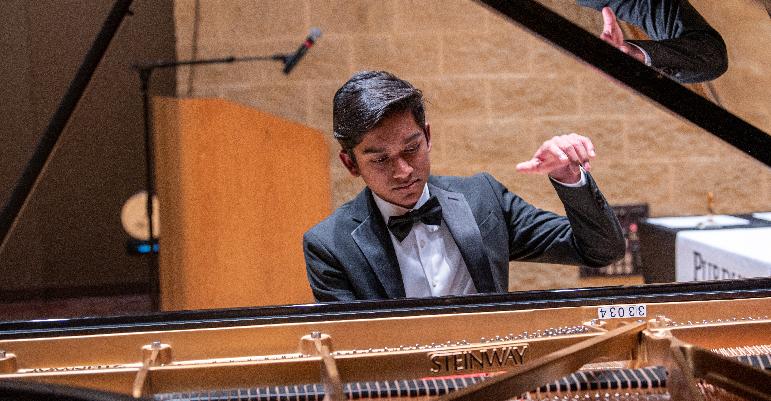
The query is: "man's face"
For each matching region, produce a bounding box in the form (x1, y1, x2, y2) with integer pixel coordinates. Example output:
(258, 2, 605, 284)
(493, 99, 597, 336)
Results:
(340, 109, 432, 209)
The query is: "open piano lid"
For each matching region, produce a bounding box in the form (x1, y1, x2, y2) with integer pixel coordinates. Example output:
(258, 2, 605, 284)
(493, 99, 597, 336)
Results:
(478, 0, 770, 167)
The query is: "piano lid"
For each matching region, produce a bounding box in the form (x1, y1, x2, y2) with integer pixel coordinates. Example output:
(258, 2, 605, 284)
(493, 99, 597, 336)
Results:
(478, 0, 770, 167)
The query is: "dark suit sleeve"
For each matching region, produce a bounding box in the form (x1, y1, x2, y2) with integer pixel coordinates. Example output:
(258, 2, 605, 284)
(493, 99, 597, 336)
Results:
(484, 173, 625, 267)
(303, 231, 357, 302)
(578, 0, 727, 83)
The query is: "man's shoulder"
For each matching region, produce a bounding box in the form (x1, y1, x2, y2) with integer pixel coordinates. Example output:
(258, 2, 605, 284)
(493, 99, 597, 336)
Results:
(429, 172, 498, 192)
(304, 191, 363, 241)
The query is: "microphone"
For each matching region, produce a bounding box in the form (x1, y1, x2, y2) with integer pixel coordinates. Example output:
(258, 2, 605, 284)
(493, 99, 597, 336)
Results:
(282, 28, 322, 75)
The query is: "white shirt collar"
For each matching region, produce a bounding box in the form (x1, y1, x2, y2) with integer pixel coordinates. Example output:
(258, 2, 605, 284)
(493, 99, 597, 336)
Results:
(372, 184, 431, 222)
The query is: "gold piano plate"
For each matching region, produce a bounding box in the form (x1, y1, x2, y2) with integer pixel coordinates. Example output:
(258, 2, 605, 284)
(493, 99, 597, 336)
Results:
(0, 295, 769, 400)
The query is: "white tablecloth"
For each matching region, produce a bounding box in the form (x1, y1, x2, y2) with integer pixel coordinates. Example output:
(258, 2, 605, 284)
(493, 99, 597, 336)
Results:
(647, 215, 750, 229)
(675, 227, 771, 282)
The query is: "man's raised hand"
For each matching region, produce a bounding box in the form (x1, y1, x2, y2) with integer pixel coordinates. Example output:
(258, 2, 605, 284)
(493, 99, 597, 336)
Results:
(515, 133, 596, 184)
(600, 6, 645, 63)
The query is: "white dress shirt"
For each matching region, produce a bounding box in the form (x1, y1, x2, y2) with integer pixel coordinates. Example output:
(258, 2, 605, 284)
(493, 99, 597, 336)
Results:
(371, 171, 586, 297)
(626, 41, 653, 66)
(372, 186, 476, 297)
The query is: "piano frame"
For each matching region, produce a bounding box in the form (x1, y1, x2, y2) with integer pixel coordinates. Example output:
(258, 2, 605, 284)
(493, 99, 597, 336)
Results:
(0, 278, 769, 399)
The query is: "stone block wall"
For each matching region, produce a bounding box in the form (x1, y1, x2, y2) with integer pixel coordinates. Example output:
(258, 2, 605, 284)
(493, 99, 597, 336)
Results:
(172, 0, 770, 292)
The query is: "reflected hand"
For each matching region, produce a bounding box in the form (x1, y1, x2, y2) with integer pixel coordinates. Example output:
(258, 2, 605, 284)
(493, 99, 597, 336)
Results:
(515, 133, 595, 184)
(600, 7, 645, 63)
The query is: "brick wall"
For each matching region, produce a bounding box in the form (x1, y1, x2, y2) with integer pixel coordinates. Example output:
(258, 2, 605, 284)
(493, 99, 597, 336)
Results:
(172, 0, 770, 291)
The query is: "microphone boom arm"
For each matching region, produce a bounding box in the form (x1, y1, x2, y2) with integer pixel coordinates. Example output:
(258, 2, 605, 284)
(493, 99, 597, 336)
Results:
(131, 53, 287, 72)
(132, 51, 289, 311)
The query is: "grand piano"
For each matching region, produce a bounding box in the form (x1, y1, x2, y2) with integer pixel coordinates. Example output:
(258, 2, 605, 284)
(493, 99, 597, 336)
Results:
(1, 279, 769, 400)
(0, 1, 769, 400)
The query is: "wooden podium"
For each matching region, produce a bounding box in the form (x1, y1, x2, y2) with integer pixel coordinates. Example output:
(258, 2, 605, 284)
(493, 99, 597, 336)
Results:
(152, 97, 330, 310)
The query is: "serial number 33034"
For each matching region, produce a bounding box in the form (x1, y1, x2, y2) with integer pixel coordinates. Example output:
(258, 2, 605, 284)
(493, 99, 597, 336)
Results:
(597, 304, 647, 319)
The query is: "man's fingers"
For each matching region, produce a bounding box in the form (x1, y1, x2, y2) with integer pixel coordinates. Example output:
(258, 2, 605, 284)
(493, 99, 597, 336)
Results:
(563, 133, 595, 160)
(559, 139, 583, 165)
(569, 135, 593, 164)
(553, 135, 589, 167)
(517, 158, 564, 174)
(515, 159, 542, 173)
(600, 6, 625, 47)
(602, 7, 616, 36)
(580, 136, 596, 157)
(548, 143, 568, 161)
(522, 133, 597, 175)
(571, 143, 589, 166)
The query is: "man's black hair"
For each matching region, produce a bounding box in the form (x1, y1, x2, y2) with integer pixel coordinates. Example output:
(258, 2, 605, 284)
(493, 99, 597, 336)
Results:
(332, 71, 425, 161)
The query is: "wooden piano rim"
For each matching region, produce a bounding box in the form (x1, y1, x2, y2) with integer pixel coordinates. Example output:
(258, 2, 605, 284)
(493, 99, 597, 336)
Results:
(2, 278, 770, 340)
(2, 319, 769, 397)
(0, 298, 768, 377)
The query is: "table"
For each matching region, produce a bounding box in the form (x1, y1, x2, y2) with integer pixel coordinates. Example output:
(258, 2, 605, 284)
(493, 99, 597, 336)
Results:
(638, 213, 771, 283)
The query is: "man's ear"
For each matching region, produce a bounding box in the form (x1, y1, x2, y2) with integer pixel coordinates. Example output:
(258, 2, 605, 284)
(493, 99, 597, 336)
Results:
(339, 150, 360, 177)
(424, 122, 432, 152)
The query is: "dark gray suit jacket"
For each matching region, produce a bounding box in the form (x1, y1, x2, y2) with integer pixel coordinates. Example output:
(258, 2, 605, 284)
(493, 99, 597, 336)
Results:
(303, 173, 625, 302)
(578, 0, 728, 83)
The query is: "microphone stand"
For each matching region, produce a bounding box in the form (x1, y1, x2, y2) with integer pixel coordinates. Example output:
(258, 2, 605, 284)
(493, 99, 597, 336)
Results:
(132, 53, 288, 311)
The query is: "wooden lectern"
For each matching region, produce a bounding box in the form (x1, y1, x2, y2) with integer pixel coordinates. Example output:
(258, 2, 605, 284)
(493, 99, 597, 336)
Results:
(152, 97, 330, 310)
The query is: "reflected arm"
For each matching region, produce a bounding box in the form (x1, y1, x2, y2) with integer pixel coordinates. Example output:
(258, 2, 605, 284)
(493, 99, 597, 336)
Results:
(578, 0, 728, 83)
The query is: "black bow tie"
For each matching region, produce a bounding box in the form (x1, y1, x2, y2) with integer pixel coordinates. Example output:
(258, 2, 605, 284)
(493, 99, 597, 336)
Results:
(387, 196, 443, 242)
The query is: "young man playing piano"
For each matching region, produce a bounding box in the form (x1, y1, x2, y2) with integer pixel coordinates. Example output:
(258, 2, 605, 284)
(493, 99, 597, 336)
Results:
(303, 71, 625, 302)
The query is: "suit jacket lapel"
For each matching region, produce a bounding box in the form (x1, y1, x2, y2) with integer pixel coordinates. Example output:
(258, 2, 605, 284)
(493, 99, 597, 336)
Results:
(350, 188, 406, 298)
(429, 183, 496, 293)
